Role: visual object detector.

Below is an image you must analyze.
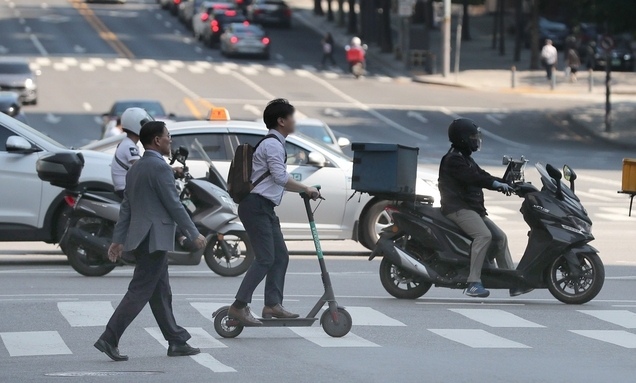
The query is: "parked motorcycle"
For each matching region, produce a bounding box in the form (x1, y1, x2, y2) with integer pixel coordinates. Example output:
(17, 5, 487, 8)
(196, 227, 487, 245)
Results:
(370, 156, 604, 304)
(57, 146, 253, 277)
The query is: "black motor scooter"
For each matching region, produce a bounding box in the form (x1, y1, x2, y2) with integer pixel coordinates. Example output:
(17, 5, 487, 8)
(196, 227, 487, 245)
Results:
(370, 156, 604, 304)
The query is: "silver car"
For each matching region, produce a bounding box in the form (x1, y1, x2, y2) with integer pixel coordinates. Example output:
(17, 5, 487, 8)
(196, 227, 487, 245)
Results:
(220, 23, 270, 59)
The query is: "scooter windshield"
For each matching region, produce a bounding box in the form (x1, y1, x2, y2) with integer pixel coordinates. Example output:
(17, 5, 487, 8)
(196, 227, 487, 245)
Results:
(535, 163, 586, 217)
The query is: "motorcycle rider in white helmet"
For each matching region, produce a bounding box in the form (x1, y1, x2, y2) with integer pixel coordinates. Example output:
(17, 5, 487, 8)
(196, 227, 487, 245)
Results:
(111, 108, 152, 200)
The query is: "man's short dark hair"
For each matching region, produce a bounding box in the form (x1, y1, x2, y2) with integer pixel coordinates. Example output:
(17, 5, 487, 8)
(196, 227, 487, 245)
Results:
(263, 98, 295, 130)
(139, 121, 166, 147)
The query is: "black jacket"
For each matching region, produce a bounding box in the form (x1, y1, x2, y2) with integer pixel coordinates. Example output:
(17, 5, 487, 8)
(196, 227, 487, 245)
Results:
(438, 148, 499, 216)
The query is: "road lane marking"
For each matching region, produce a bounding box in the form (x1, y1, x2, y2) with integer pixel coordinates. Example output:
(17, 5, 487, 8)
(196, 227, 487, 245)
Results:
(58, 301, 113, 327)
(267, 67, 285, 76)
(450, 309, 545, 328)
(0, 331, 72, 356)
(429, 329, 530, 348)
(145, 328, 235, 372)
(230, 71, 275, 99)
(69, 0, 134, 59)
(407, 111, 428, 124)
(243, 104, 261, 116)
(30, 34, 48, 56)
(298, 70, 428, 142)
(575, 190, 614, 202)
(440, 107, 527, 149)
(190, 302, 228, 322)
(570, 330, 636, 348)
(184, 97, 203, 119)
(145, 327, 226, 349)
(345, 307, 406, 326)
(153, 69, 200, 100)
(579, 310, 636, 328)
(290, 328, 380, 347)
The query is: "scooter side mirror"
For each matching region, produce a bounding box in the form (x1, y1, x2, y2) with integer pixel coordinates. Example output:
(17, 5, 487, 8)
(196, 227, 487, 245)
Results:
(563, 165, 576, 182)
(546, 164, 562, 180)
(502, 155, 512, 165)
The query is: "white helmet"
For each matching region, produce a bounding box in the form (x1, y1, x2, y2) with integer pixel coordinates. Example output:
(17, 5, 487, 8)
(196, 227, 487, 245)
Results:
(120, 107, 153, 136)
(351, 37, 361, 47)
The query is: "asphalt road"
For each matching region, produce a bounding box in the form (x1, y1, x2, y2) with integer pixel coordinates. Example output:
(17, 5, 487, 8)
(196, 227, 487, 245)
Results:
(1, 0, 636, 381)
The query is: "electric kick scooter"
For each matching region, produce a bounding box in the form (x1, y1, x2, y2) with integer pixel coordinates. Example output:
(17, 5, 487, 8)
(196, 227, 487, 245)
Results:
(213, 187, 353, 338)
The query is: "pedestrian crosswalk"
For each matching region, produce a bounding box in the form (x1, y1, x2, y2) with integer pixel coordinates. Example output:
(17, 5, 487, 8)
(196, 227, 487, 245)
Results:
(28, 57, 404, 83)
(2, 302, 636, 371)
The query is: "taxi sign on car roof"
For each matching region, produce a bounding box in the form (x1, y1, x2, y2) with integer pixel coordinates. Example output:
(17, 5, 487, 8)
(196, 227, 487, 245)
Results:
(208, 107, 230, 121)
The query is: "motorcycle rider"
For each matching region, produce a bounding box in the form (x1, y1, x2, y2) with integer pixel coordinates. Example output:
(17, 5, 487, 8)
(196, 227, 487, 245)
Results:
(438, 118, 527, 298)
(345, 37, 366, 73)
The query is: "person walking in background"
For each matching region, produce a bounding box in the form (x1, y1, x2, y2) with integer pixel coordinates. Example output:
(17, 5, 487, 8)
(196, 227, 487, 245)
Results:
(320, 32, 336, 69)
(541, 39, 558, 80)
(566, 48, 581, 82)
(94, 121, 207, 362)
(105, 117, 124, 138)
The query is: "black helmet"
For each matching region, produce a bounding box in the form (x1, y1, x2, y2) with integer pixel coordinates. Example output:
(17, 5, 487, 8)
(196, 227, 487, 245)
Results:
(448, 118, 481, 152)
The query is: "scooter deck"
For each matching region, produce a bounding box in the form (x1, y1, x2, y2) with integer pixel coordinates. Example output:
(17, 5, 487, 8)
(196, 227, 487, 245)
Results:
(227, 317, 318, 327)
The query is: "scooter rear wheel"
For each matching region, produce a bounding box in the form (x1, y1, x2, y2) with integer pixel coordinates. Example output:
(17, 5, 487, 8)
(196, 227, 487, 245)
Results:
(213, 307, 244, 338)
(379, 258, 432, 299)
(204, 231, 254, 277)
(547, 252, 604, 304)
(65, 217, 116, 277)
(321, 307, 352, 338)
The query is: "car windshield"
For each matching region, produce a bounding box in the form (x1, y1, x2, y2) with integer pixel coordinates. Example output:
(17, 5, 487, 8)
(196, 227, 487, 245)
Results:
(0, 62, 31, 74)
(232, 25, 264, 36)
(1, 114, 66, 149)
(295, 123, 334, 145)
(111, 101, 166, 117)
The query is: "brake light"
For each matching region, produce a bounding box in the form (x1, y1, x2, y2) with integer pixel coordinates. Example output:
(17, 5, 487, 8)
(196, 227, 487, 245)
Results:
(225, 10, 237, 16)
(230, 36, 239, 44)
(64, 195, 77, 208)
(211, 20, 219, 32)
(261, 37, 270, 45)
(174, 0, 180, 4)
(201, 13, 209, 21)
(243, 21, 250, 26)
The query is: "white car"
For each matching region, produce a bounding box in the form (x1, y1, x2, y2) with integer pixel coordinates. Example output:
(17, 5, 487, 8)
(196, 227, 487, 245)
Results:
(0, 113, 113, 245)
(83, 115, 440, 249)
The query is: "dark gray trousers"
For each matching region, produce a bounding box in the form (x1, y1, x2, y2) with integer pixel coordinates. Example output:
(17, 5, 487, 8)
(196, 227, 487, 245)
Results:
(235, 193, 289, 307)
(100, 238, 190, 347)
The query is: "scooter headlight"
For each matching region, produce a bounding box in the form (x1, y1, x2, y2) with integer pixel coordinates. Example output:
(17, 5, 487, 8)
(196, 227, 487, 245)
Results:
(569, 216, 592, 234)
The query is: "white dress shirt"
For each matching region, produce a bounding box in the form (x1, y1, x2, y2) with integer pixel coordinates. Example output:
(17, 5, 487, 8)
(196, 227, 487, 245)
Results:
(250, 129, 289, 205)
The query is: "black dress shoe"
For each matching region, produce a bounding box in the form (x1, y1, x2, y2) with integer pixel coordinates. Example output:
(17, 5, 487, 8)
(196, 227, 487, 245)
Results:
(510, 287, 534, 297)
(94, 339, 128, 362)
(168, 343, 200, 357)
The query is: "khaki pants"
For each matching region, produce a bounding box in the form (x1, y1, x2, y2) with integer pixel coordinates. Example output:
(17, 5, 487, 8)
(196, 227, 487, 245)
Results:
(446, 209, 514, 283)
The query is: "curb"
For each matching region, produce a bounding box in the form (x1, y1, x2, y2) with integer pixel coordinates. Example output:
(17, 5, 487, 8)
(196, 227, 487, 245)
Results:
(565, 112, 636, 151)
(412, 76, 475, 89)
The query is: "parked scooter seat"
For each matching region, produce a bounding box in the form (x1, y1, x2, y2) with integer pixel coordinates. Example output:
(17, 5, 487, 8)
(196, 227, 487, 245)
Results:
(414, 204, 462, 231)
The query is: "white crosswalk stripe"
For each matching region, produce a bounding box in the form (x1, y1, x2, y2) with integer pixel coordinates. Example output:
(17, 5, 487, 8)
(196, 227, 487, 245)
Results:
(570, 330, 636, 348)
(429, 329, 530, 348)
(289, 328, 380, 348)
(145, 327, 227, 349)
(345, 306, 406, 326)
(57, 301, 113, 327)
(579, 310, 636, 328)
(450, 309, 545, 328)
(0, 331, 72, 356)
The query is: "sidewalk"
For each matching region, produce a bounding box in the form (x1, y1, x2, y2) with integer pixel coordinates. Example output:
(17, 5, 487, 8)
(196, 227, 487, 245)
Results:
(289, 1, 636, 147)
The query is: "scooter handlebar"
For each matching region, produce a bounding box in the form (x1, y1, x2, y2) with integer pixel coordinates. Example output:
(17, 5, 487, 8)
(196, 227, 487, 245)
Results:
(300, 185, 323, 200)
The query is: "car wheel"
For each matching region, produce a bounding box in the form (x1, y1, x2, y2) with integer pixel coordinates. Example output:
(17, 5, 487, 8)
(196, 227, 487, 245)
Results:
(359, 200, 392, 250)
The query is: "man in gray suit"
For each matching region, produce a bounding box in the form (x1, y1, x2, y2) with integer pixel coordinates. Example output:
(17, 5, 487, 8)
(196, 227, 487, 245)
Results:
(94, 121, 206, 361)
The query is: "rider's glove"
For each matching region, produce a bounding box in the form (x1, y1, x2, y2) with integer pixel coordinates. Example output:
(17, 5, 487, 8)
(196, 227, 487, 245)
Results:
(492, 181, 513, 196)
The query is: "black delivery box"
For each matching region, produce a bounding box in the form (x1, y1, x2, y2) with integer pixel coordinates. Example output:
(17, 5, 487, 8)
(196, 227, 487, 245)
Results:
(351, 143, 419, 197)
(36, 151, 85, 189)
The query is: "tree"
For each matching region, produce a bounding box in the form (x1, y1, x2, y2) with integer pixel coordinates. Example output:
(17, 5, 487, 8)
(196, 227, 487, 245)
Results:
(314, 0, 324, 16)
(337, 0, 346, 27)
(461, 0, 471, 41)
(327, 0, 334, 21)
(529, 0, 539, 69)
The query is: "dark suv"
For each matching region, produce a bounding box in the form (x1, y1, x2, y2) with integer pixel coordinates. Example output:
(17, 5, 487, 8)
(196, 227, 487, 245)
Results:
(0, 59, 38, 105)
(203, 9, 247, 47)
(247, 0, 291, 28)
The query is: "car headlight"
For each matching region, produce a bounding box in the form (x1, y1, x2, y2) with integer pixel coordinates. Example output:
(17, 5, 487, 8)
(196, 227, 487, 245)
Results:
(24, 78, 34, 88)
(624, 54, 632, 61)
(569, 216, 592, 234)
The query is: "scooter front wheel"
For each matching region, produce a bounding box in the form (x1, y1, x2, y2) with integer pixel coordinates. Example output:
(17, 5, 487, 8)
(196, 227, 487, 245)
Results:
(213, 307, 244, 338)
(547, 252, 605, 304)
(321, 307, 352, 338)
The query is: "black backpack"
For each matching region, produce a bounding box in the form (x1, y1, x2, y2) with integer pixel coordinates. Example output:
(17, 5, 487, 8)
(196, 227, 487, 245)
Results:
(227, 134, 283, 203)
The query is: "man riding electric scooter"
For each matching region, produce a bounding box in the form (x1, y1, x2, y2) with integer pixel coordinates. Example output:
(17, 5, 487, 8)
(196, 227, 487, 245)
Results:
(439, 118, 531, 298)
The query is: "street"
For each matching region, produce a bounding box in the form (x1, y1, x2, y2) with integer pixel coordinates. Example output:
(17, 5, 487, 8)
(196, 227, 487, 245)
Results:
(1, 0, 636, 381)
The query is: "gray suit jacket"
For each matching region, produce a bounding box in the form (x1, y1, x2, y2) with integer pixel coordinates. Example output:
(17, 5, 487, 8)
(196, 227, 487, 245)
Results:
(112, 150, 199, 253)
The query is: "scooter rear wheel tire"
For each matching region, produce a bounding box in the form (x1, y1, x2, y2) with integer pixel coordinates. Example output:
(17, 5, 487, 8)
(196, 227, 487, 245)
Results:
(213, 307, 244, 338)
(321, 307, 352, 338)
(379, 258, 432, 299)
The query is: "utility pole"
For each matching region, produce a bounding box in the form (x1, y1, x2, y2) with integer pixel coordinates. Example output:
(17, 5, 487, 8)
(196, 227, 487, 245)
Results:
(442, 0, 451, 77)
